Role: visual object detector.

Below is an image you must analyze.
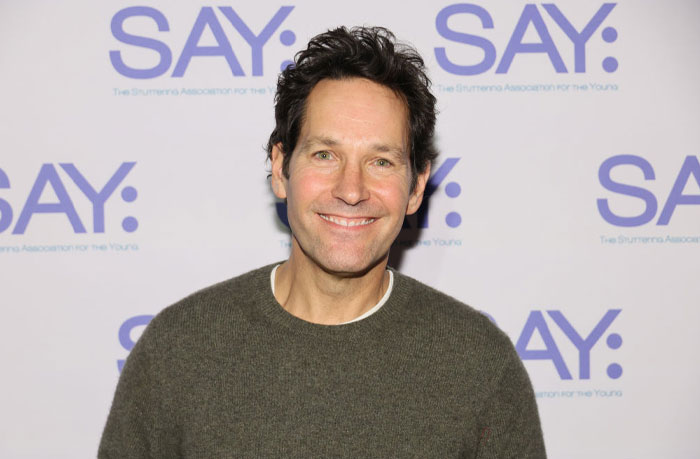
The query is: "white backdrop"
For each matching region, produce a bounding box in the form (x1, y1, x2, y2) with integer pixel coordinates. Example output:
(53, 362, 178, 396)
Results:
(1, 1, 699, 457)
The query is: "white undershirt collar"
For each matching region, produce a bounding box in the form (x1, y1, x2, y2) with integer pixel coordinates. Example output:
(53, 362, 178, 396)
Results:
(270, 264, 393, 325)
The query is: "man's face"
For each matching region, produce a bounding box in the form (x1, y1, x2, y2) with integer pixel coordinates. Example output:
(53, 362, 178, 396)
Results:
(271, 78, 430, 276)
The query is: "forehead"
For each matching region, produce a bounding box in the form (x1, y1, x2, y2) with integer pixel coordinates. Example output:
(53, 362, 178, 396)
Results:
(298, 78, 409, 152)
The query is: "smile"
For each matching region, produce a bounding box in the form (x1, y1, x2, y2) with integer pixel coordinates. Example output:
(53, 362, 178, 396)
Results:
(319, 214, 376, 227)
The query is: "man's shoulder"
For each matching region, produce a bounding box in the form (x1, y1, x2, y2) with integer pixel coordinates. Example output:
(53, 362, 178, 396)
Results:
(391, 269, 513, 354)
(144, 263, 276, 340)
(392, 269, 489, 326)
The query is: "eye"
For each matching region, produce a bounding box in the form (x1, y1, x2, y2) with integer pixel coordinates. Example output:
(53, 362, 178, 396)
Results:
(314, 151, 332, 160)
(375, 158, 392, 167)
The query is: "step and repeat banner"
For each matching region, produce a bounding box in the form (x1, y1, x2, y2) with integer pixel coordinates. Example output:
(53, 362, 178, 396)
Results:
(1, 1, 699, 457)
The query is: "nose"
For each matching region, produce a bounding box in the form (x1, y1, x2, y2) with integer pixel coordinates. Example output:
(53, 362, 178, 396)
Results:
(331, 161, 369, 206)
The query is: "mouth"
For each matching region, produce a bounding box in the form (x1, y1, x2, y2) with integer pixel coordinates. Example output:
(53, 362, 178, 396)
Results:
(319, 214, 376, 227)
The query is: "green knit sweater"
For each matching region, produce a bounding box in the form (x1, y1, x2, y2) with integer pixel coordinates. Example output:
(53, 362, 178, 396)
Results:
(99, 264, 546, 458)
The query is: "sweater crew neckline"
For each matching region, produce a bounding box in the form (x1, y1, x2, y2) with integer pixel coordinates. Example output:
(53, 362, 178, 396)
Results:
(255, 263, 408, 338)
(270, 264, 394, 325)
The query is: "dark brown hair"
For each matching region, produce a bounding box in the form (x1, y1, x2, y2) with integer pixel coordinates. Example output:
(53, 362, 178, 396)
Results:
(266, 26, 437, 189)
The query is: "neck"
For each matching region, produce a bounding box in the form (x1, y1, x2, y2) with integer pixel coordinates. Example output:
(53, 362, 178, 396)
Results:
(274, 240, 389, 325)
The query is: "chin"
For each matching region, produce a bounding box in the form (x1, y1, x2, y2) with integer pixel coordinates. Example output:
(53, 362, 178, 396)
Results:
(314, 250, 387, 278)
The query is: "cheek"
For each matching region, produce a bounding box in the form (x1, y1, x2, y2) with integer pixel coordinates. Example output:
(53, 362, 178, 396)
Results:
(373, 178, 411, 212)
(287, 169, 330, 208)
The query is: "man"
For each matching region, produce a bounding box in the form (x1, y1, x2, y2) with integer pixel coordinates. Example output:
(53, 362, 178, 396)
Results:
(100, 26, 546, 458)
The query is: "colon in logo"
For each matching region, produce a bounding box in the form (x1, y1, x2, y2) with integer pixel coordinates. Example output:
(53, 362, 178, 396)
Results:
(435, 3, 618, 75)
(110, 6, 296, 78)
(405, 157, 463, 229)
(0, 162, 138, 235)
(515, 309, 622, 380)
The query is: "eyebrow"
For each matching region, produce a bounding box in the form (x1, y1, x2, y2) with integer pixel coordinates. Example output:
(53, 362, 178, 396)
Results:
(300, 135, 338, 151)
(300, 135, 406, 160)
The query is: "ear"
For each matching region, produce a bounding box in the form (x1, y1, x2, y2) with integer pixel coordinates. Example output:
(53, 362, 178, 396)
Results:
(406, 163, 431, 215)
(270, 143, 287, 199)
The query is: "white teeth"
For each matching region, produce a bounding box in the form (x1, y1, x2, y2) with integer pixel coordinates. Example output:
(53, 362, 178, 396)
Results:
(320, 214, 375, 227)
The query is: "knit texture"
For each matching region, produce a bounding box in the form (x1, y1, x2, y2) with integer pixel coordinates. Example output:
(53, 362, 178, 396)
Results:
(99, 264, 546, 458)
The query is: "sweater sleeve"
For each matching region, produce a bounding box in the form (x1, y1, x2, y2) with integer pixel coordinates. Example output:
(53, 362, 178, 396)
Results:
(474, 348, 547, 459)
(98, 318, 179, 458)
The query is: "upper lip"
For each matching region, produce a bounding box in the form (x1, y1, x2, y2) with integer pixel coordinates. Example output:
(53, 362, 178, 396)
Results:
(319, 213, 375, 219)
